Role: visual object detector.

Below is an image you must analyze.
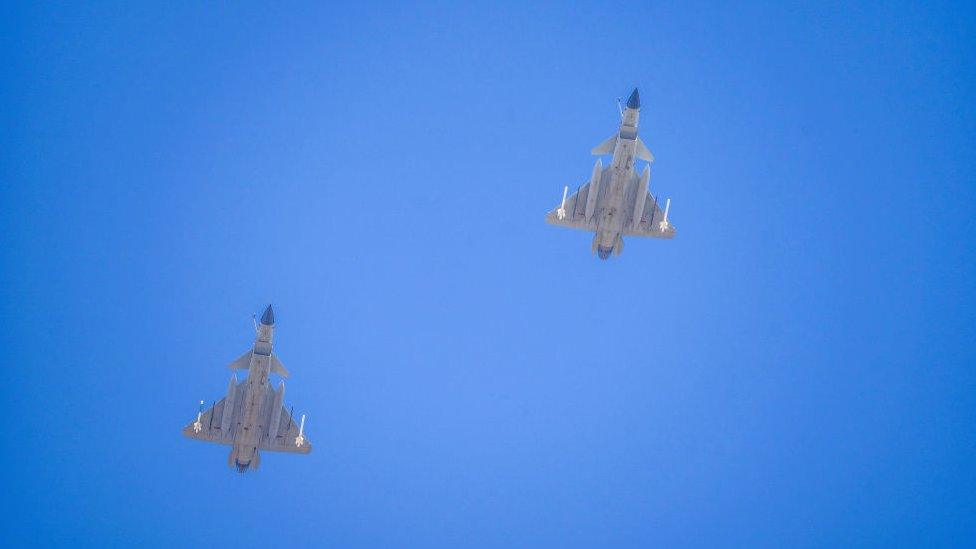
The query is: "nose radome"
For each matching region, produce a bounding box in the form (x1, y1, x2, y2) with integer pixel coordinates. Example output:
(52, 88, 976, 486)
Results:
(260, 304, 275, 326)
(626, 88, 640, 109)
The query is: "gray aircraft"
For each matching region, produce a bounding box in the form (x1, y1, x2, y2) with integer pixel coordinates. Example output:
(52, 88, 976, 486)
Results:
(546, 88, 676, 258)
(182, 305, 311, 472)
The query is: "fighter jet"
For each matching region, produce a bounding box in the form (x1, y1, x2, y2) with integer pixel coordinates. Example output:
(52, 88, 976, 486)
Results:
(546, 88, 676, 258)
(182, 305, 311, 472)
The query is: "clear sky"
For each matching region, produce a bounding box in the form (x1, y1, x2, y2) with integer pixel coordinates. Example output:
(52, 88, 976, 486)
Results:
(3, 2, 974, 547)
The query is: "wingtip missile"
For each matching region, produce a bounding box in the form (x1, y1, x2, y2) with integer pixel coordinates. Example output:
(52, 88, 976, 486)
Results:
(295, 414, 306, 448)
(193, 400, 204, 433)
(658, 198, 672, 232)
(557, 186, 568, 220)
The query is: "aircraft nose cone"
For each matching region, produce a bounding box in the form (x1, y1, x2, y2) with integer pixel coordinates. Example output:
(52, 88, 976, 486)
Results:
(260, 304, 275, 326)
(626, 88, 640, 109)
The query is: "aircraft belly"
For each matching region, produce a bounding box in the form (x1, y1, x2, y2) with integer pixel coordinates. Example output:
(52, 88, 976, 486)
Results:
(601, 169, 630, 233)
(239, 384, 265, 445)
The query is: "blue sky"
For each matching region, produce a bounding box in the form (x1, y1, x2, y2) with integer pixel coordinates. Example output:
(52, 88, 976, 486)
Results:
(2, 2, 974, 547)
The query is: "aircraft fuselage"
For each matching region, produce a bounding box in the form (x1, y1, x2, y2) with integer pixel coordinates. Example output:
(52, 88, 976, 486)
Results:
(592, 105, 641, 259)
(229, 322, 274, 472)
